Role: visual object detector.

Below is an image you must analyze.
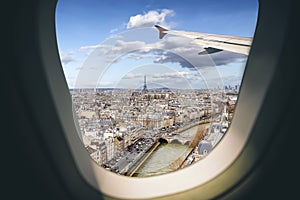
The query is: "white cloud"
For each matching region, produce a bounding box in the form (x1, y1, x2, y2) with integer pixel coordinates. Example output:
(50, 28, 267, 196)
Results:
(109, 28, 119, 34)
(152, 72, 191, 79)
(152, 37, 246, 69)
(61, 52, 76, 65)
(79, 27, 246, 73)
(80, 40, 146, 54)
(79, 45, 102, 51)
(80, 40, 159, 63)
(122, 73, 144, 79)
(126, 9, 175, 29)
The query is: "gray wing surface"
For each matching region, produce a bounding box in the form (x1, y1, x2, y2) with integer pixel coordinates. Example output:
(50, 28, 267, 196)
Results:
(155, 25, 252, 55)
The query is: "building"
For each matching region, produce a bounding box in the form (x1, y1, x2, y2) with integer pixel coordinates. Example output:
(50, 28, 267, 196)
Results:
(105, 137, 114, 162)
(114, 136, 125, 157)
(98, 141, 107, 165)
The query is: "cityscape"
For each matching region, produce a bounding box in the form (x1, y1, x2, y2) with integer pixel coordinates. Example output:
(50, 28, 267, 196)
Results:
(71, 76, 239, 177)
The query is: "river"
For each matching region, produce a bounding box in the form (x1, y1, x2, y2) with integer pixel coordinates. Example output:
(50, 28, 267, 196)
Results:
(134, 124, 209, 177)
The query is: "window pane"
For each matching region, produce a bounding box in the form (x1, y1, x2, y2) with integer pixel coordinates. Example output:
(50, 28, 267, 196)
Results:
(56, 0, 258, 177)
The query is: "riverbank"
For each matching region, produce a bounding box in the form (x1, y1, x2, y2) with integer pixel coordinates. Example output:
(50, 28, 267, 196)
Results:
(127, 142, 161, 177)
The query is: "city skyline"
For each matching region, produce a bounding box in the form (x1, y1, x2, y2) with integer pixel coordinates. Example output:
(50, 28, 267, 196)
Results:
(71, 85, 236, 176)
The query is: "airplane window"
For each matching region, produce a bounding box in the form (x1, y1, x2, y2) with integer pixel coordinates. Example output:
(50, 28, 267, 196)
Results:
(56, 0, 258, 178)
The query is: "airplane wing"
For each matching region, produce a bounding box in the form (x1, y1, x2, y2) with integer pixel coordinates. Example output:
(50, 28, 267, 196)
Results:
(155, 25, 252, 55)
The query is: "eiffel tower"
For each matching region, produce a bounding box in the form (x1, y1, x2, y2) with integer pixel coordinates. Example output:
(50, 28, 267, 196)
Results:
(142, 75, 148, 93)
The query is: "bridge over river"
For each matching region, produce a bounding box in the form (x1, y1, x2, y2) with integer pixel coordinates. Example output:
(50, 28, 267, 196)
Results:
(159, 120, 211, 146)
(131, 122, 210, 177)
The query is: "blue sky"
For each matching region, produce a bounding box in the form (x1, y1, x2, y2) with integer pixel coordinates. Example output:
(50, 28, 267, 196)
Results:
(56, 0, 258, 89)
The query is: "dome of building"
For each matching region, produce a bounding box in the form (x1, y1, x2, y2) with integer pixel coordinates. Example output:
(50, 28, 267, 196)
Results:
(197, 140, 213, 156)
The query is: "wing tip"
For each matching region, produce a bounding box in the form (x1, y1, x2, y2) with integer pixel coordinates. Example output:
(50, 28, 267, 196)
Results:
(154, 25, 168, 39)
